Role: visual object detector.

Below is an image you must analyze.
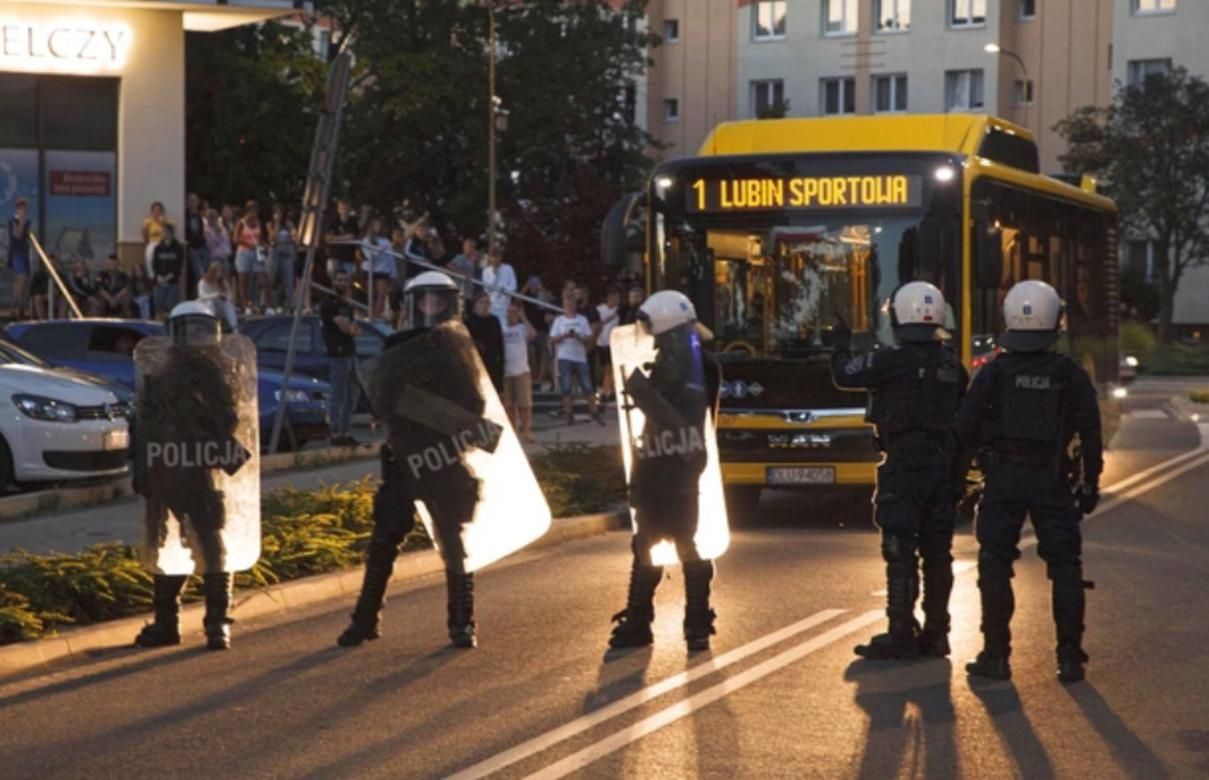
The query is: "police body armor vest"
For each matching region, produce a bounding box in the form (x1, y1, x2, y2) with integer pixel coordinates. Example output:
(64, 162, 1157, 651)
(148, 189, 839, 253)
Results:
(988, 352, 1072, 449)
(869, 344, 963, 445)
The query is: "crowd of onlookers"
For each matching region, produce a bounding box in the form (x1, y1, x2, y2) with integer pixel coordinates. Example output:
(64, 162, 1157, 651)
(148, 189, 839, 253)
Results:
(7, 193, 645, 439)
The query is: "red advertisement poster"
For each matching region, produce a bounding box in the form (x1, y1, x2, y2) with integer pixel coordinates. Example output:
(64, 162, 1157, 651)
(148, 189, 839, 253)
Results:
(49, 170, 111, 197)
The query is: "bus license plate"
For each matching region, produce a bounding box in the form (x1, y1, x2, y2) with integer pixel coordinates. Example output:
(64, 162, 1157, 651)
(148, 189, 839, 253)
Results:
(104, 428, 129, 451)
(767, 467, 835, 485)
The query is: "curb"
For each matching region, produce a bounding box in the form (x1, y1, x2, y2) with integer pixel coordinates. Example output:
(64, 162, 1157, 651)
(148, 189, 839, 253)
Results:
(0, 442, 379, 524)
(0, 509, 626, 680)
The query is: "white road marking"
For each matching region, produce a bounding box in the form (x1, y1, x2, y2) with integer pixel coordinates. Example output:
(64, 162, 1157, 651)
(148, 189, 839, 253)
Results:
(523, 611, 884, 780)
(447, 608, 848, 780)
(495, 430, 1209, 778)
(1128, 409, 1169, 420)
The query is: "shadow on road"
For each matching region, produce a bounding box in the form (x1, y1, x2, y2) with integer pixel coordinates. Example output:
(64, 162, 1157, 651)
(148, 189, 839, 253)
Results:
(844, 658, 957, 779)
(584, 644, 654, 713)
(1066, 682, 1171, 779)
(969, 677, 1055, 779)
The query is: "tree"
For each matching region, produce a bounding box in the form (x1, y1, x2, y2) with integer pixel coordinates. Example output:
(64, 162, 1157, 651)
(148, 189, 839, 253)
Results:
(1056, 68, 1209, 341)
(185, 22, 323, 209)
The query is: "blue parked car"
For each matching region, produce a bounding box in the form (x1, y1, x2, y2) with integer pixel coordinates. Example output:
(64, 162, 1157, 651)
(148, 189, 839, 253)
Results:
(4, 319, 331, 451)
(238, 315, 390, 413)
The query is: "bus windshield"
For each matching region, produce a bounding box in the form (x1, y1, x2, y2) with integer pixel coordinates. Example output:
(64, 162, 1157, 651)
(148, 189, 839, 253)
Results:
(656, 212, 958, 358)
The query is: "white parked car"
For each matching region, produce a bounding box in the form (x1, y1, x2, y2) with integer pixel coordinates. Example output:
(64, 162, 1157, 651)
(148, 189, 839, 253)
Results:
(0, 364, 131, 489)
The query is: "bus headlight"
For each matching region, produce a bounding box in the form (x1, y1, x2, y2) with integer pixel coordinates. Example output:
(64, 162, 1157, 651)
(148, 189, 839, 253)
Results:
(934, 166, 956, 183)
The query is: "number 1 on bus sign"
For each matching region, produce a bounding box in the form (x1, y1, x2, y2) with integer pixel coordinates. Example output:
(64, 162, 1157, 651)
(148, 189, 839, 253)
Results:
(692, 179, 706, 211)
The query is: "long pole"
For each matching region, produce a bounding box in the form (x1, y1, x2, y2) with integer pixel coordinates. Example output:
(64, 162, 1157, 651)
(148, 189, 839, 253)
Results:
(269, 52, 352, 455)
(332, 240, 563, 314)
(487, 2, 497, 254)
(28, 232, 83, 319)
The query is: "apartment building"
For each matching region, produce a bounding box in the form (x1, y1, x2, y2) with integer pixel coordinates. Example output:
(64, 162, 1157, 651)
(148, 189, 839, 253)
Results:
(646, 1, 1115, 170)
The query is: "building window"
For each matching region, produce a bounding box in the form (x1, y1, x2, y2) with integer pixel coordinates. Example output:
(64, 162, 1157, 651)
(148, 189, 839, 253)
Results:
(875, 0, 911, 31)
(1013, 79, 1034, 105)
(951, 0, 987, 26)
(873, 74, 908, 112)
(664, 19, 680, 43)
(1133, 0, 1175, 14)
(945, 69, 984, 110)
(821, 77, 856, 115)
(1019, 0, 1036, 18)
(754, 1, 787, 40)
(1127, 58, 1172, 88)
(823, 0, 858, 36)
(664, 99, 679, 122)
(0, 75, 119, 269)
(751, 79, 786, 118)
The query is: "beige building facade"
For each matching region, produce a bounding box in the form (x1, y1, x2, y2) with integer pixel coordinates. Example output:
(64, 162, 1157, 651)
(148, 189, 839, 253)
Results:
(0, 0, 294, 275)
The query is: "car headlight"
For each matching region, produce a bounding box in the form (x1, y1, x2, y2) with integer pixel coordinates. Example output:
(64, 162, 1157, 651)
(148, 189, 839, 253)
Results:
(13, 394, 78, 422)
(1124, 356, 1139, 368)
(275, 389, 312, 403)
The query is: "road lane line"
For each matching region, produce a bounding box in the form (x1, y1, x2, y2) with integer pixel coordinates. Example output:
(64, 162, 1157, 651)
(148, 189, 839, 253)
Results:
(522, 610, 884, 780)
(447, 608, 848, 780)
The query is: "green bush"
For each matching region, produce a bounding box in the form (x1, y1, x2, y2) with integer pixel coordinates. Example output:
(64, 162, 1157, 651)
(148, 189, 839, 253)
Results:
(1189, 389, 1209, 404)
(1119, 321, 1157, 364)
(0, 446, 625, 645)
(1147, 343, 1209, 376)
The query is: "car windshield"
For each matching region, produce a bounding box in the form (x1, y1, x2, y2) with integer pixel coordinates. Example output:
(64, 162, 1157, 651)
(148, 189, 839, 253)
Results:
(0, 339, 50, 367)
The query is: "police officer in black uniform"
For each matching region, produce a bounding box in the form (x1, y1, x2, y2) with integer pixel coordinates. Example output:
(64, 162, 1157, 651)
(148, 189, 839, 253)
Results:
(338, 271, 483, 649)
(609, 290, 723, 652)
(958, 280, 1102, 683)
(832, 282, 967, 660)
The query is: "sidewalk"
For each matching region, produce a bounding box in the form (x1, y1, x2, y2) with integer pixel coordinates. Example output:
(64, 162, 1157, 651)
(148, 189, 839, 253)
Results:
(0, 415, 621, 556)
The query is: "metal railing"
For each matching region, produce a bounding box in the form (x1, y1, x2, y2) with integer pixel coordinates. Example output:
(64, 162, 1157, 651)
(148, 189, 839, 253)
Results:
(27, 232, 83, 320)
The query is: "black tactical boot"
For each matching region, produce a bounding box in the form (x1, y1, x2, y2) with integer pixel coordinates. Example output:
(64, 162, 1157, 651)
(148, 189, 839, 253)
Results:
(918, 559, 954, 658)
(447, 570, 477, 649)
(1052, 563, 1088, 683)
(855, 568, 919, 660)
(337, 542, 398, 647)
(683, 560, 716, 652)
(134, 575, 187, 648)
(966, 650, 1012, 680)
(202, 572, 234, 651)
(609, 559, 663, 649)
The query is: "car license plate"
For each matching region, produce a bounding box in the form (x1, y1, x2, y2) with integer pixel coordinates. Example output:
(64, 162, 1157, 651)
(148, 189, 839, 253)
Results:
(104, 428, 129, 451)
(767, 466, 835, 485)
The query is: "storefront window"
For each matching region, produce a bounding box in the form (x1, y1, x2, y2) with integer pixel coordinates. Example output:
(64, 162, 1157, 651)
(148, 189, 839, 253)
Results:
(0, 75, 118, 268)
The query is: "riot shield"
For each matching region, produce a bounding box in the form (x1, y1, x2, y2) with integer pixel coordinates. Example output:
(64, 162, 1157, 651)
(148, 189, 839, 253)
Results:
(134, 334, 260, 575)
(611, 323, 729, 566)
(360, 321, 551, 572)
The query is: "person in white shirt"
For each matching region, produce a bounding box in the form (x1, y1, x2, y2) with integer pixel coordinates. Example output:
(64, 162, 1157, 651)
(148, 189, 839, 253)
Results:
(363, 217, 396, 322)
(501, 302, 537, 439)
(595, 285, 622, 402)
(481, 246, 517, 323)
(549, 292, 602, 426)
(196, 260, 238, 330)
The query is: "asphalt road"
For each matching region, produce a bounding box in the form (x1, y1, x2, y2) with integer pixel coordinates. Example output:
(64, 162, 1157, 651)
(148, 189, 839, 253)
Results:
(0, 381, 1206, 778)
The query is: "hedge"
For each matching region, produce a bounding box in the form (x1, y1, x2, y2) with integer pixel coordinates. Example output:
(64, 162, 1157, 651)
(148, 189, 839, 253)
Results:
(1146, 343, 1209, 376)
(0, 443, 625, 645)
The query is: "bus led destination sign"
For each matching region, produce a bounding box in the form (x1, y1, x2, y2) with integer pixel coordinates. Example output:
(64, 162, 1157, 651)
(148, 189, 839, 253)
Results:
(687, 174, 921, 212)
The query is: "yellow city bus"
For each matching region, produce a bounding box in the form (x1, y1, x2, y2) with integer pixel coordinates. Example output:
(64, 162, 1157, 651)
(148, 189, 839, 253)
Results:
(604, 114, 1120, 516)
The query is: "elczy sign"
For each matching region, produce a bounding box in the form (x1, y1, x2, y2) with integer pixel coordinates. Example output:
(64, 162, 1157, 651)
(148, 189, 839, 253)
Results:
(0, 21, 131, 73)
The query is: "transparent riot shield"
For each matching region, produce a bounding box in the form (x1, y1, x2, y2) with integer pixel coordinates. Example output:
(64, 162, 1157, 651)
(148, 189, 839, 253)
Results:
(610, 324, 728, 566)
(134, 334, 260, 575)
(360, 321, 551, 573)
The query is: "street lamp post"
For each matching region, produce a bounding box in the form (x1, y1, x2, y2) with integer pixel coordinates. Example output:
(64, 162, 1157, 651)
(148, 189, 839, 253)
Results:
(985, 43, 1031, 132)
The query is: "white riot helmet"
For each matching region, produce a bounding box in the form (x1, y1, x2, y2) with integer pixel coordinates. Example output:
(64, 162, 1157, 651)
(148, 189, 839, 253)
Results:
(1001, 279, 1063, 352)
(890, 281, 946, 343)
(637, 290, 696, 336)
(168, 301, 221, 346)
(403, 270, 461, 329)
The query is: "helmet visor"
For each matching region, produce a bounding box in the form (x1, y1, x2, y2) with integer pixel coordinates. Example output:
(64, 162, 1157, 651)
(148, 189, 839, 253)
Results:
(170, 314, 221, 346)
(405, 288, 462, 329)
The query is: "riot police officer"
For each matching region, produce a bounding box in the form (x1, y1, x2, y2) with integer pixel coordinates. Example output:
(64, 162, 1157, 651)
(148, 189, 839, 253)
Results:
(339, 272, 518, 649)
(958, 280, 1102, 683)
(133, 301, 260, 651)
(608, 290, 724, 652)
(831, 282, 967, 660)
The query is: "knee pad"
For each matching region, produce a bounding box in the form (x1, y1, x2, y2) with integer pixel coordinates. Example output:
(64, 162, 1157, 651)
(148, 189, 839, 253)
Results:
(1046, 560, 1082, 583)
(881, 533, 918, 566)
(977, 548, 1014, 580)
